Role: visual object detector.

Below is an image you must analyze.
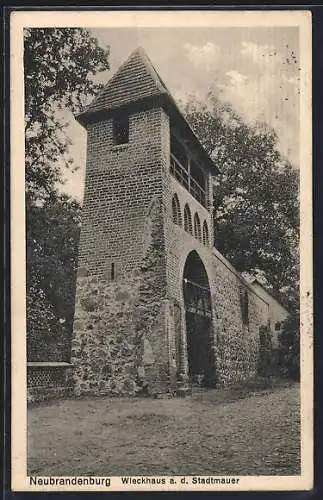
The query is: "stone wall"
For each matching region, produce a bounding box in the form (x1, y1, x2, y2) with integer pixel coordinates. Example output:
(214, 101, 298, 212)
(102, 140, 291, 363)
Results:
(164, 210, 270, 385)
(209, 249, 268, 384)
(252, 281, 289, 348)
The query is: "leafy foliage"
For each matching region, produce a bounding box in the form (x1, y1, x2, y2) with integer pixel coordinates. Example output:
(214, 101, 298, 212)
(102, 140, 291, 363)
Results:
(25, 28, 110, 360)
(185, 95, 299, 308)
(27, 283, 66, 362)
(27, 195, 81, 360)
(24, 28, 110, 203)
(277, 312, 300, 380)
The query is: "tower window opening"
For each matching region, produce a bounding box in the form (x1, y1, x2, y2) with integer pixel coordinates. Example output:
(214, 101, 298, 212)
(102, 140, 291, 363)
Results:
(194, 213, 202, 242)
(184, 204, 193, 234)
(240, 290, 249, 326)
(113, 114, 129, 145)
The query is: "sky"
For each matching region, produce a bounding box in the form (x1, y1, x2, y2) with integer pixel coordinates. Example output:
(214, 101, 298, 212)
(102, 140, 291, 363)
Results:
(62, 26, 300, 201)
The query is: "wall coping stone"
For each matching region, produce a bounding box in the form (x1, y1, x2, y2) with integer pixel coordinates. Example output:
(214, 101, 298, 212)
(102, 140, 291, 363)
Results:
(211, 247, 269, 307)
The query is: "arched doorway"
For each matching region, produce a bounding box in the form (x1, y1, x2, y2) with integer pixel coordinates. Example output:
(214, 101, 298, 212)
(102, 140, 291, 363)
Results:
(182, 251, 215, 386)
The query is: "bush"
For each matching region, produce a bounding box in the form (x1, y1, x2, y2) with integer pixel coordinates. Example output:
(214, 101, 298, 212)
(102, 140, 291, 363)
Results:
(26, 196, 80, 362)
(27, 284, 70, 361)
(278, 312, 300, 380)
(258, 325, 275, 377)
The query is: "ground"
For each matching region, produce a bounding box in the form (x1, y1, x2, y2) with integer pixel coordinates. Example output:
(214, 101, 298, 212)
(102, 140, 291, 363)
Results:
(28, 380, 300, 476)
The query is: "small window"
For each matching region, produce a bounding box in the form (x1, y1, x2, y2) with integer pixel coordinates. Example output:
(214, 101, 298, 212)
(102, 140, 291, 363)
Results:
(184, 204, 192, 234)
(240, 290, 249, 326)
(113, 114, 129, 145)
(111, 262, 115, 280)
(202, 221, 210, 246)
(194, 213, 201, 242)
(172, 194, 182, 226)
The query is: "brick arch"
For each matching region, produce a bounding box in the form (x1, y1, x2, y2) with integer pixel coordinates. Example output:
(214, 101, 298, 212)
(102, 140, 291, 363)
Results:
(183, 250, 210, 290)
(178, 248, 213, 306)
(194, 213, 202, 242)
(202, 220, 210, 246)
(183, 204, 193, 234)
(182, 250, 216, 385)
(171, 193, 182, 227)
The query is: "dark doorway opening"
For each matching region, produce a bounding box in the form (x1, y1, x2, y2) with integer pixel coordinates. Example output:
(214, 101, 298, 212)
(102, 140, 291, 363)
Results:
(183, 251, 215, 386)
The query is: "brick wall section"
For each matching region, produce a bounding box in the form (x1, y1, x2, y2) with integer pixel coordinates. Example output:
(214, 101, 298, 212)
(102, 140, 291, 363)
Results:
(78, 108, 164, 277)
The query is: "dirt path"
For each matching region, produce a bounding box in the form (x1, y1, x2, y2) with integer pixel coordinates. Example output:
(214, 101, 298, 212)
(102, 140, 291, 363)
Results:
(28, 384, 300, 476)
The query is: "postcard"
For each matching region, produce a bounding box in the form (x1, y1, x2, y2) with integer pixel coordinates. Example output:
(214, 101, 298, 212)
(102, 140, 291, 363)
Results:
(10, 9, 313, 492)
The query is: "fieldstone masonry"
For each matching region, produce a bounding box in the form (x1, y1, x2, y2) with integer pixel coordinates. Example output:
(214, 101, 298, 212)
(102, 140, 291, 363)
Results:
(71, 47, 288, 396)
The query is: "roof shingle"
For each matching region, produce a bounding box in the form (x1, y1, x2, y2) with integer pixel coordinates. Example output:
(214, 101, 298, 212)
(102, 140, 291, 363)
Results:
(76, 47, 220, 175)
(77, 47, 168, 119)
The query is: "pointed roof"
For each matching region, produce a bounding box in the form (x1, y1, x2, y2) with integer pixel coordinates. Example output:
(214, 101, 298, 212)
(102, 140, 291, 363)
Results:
(78, 47, 168, 119)
(76, 47, 220, 175)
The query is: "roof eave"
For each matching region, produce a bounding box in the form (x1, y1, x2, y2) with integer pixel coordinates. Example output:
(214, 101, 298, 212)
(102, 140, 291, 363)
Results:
(75, 93, 168, 128)
(164, 96, 220, 176)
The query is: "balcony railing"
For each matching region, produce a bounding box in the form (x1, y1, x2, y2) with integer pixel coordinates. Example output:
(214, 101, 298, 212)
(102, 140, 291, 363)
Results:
(170, 154, 189, 189)
(190, 176, 206, 207)
(170, 154, 206, 207)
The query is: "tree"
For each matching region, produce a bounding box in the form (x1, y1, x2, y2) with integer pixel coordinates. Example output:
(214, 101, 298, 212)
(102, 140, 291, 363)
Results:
(25, 28, 110, 360)
(24, 28, 110, 203)
(27, 195, 81, 360)
(184, 95, 299, 309)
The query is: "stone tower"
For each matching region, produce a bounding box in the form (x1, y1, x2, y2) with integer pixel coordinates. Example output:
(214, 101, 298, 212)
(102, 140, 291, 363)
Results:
(71, 47, 284, 396)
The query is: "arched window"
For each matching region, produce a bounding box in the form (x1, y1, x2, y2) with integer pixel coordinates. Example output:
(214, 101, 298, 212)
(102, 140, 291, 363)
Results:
(184, 204, 192, 234)
(194, 213, 201, 241)
(171, 194, 182, 226)
(202, 221, 210, 246)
